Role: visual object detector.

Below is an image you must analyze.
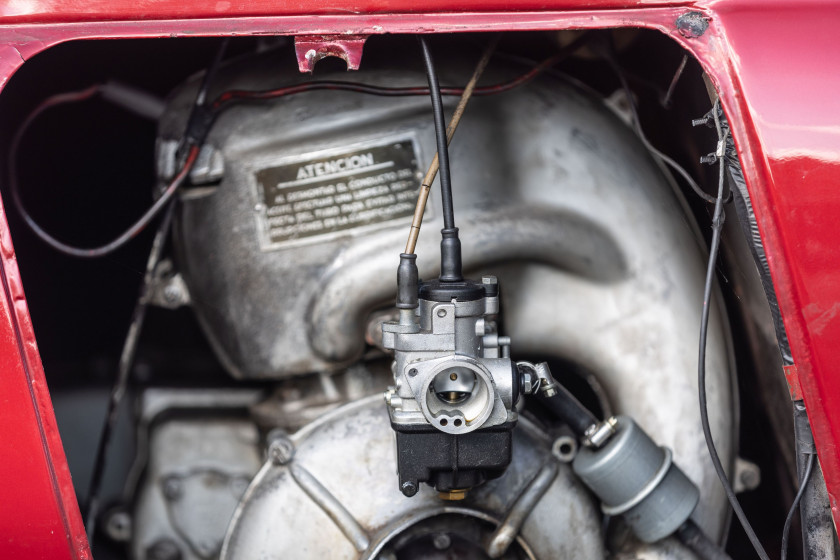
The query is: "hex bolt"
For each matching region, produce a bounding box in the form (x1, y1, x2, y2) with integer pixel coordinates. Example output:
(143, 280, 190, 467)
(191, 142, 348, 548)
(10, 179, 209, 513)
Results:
(401, 481, 418, 497)
(161, 476, 182, 501)
(432, 533, 452, 550)
(146, 538, 182, 560)
(268, 437, 295, 465)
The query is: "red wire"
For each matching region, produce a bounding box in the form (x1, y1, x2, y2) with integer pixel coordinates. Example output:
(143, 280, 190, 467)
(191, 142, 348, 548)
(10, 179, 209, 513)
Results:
(209, 38, 584, 112)
(9, 87, 200, 258)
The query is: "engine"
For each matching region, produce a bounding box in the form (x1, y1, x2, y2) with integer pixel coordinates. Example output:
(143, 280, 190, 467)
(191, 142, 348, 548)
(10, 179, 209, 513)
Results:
(12, 33, 760, 560)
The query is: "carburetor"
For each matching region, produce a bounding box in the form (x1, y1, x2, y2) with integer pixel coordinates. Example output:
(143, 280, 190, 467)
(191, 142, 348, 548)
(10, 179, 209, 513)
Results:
(382, 252, 523, 498)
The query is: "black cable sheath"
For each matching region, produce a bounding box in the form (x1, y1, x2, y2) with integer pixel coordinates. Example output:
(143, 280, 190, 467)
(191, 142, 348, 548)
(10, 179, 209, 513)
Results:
(782, 453, 816, 560)
(418, 36, 455, 231)
(697, 100, 770, 560)
(677, 519, 733, 560)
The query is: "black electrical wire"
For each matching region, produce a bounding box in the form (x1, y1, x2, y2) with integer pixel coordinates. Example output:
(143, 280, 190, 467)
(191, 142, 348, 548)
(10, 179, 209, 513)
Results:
(83, 201, 175, 541)
(781, 453, 817, 560)
(605, 49, 725, 205)
(697, 100, 770, 560)
(418, 36, 455, 232)
(82, 39, 230, 542)
(8, 90, 201, 258)
(8, 39, 228, 259)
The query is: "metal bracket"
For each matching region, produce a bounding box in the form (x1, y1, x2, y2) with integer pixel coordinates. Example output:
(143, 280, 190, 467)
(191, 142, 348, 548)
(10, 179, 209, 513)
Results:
(294, 35, 368, 73)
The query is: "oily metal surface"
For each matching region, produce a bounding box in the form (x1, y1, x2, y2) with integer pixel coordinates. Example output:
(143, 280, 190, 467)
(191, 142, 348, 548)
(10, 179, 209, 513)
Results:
(221, 397, 706, 559)
(162, 52, 734, 541)
(221, 396, 605, 559)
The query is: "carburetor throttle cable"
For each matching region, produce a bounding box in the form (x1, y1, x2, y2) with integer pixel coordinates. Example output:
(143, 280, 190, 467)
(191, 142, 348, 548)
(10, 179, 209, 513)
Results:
(419, 36, 457, 235)
(405, 36, 498, 255)
(418, 35, 463, 283)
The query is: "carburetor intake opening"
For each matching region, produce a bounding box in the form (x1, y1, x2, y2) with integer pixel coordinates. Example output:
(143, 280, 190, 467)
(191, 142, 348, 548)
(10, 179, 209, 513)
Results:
(433, 367, 477, 404)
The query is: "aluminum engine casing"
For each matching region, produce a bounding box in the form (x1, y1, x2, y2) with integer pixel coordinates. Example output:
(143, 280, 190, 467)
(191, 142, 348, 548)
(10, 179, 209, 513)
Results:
(159, 48, 735, 540)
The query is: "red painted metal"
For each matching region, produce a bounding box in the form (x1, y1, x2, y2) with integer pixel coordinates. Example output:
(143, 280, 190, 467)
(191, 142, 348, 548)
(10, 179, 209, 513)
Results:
(294, 35, 369, 73)
(0, 195, 90, 557)
(1, 0, 839, 556)
(0, 0, 691, 24)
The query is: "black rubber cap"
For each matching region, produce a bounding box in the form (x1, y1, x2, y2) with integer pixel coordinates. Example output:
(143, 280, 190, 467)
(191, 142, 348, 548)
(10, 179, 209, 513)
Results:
(396, 253, 419, 309)
(419, 278, 485, 302)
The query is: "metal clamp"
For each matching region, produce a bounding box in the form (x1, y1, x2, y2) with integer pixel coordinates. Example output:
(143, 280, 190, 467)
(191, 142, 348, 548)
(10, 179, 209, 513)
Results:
(582, 417, 618, 449)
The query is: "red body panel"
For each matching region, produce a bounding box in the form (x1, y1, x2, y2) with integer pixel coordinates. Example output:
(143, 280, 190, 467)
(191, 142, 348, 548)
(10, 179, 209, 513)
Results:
(0, 1, 838, 557)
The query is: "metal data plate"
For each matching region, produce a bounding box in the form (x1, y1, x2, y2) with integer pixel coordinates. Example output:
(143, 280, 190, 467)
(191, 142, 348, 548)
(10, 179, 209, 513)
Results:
(253, 136, 422, 251)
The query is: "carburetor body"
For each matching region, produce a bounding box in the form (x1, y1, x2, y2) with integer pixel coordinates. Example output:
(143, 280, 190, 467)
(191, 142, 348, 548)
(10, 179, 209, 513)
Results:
(382, 274, 520, 497)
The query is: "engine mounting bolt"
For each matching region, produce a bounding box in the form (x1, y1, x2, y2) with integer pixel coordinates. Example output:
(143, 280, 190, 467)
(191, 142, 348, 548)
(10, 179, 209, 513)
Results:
(268, 437, 295, 465)
(161, 476, 183, 501)
(401, 481, 418, 497)
(432, 533, 452, 550)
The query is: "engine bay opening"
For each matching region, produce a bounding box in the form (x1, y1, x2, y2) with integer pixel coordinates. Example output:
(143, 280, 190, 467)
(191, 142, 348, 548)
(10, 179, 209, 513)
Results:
(0, 30, 808, 559)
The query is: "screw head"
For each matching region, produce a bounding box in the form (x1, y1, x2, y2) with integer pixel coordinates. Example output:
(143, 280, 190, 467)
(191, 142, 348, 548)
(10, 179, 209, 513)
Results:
(436, 308, 447, 318)
(268, 438, 295, 465)
(401, 481, 418, 497)
(408, 368, 418, 378)
(676, 11, 709, 38)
